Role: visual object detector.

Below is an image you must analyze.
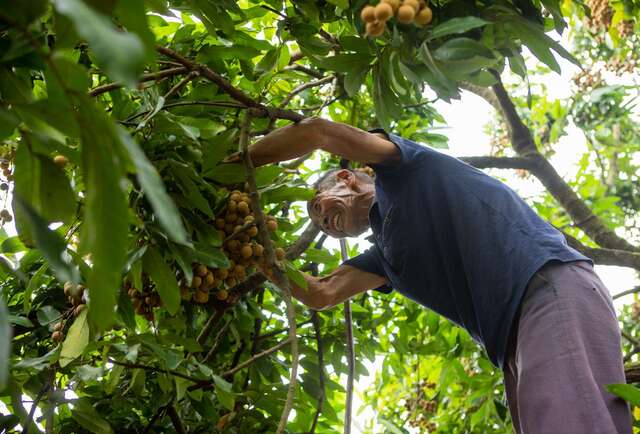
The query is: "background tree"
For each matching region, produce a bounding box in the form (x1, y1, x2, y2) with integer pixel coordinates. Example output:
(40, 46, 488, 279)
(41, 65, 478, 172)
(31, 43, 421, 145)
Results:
(0, 0, 638, 432)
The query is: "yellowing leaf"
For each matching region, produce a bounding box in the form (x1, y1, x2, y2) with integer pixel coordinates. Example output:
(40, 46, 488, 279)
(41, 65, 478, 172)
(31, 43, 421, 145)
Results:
(60, 308, 89, 367)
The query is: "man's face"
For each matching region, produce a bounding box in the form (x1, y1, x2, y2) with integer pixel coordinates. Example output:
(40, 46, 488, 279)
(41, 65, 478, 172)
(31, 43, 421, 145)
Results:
(308, 170, 373, 238)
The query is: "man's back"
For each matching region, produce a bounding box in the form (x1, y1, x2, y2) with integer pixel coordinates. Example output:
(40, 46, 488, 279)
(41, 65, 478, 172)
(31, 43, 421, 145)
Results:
(347, 132, 588, 367)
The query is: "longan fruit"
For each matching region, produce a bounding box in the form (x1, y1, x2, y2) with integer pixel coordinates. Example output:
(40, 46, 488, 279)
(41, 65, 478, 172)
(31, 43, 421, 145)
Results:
(54, 322, 64, 331)
(74, 304, 86, 317)
(253, 244, 264, 257)
(230, 192, 242, 202)
(239, 234, 250, 243)
(275, 247, 285, 260)
(227, 239, 240, 252)
(244, 215, 255, 224)
(382, 0, 401, 12)
(240, 244, 253, 259)
(267, 219, 278, 232)
(397, 4, 416, 22)
(237, 201, 250, 215)
(361, 5, 376, 22)
(216, 268, 229, 280)
(196, 264, 208, 277)
(227, 200, 237, 213)
(375, 2, 394, 21)
(225, 213, 238, 223)
(366, 21, 385, 37)
(225, 277, 237, 287)
(192, 276, 202, 288)
(53, 155, 68, 168)
(236, 216, 245, 226)
(403, 0, 420, 11)
(247, 225, 258, 237)
(205, 273, 215, 286)
(216, 289, 229, 301)
(52, 331, 64, 343)
(415, 6, 432, 25)
(194, 290, 209, 304)
(215, 218, 226, 230)
(234, 224, 243, 233)
(224, 224, 234, 235)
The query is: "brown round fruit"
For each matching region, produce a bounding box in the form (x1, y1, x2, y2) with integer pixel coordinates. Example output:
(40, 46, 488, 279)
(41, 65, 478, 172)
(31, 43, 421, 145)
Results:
(215, 218, 226, 229)
(415, 6, 432, 25)
(74, 304, 86, 317)
(275, 247, 286, 260)
(54, 322, 64, 331)
(403, 0, 420, 11)
(227, 200, 237, 213)
(366, 21, 386, 37)
(227, 239, 240, 252)
(244, 215, 255, 224)
(52, 331, 64, 343)
(53, 155, 69, 168)
(216, 289, 229, 301)
(382, 0, 401, 12)
(247, 225, 258, 237)
(240, 244, 253, 259)
(192, 276, 202, 288)
(361, 5, 376, 22)
(253, 244, 264, 257)
(224, 224, 234, 235)
(196, 264, 208, 277)
(225, 277, 237, 287)
(205, 273, 215, 285)
(375, 2, 394, 21)
(194, 290, 209, 304)
(225, 213, 238, 223)
(216, 268, 229, 280)
(230, 192, 242, 202)
(397, 4, 416, 22)
(266, 219, 278, 232)
(237, 201, 250, 215)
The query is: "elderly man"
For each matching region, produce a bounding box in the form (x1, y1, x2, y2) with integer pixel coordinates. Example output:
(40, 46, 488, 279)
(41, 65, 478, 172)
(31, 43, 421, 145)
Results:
(238, 117, 631, 433)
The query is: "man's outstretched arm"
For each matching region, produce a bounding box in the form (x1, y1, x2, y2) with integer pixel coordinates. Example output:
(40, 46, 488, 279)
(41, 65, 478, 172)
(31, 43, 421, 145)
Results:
(227, 117, 400, 167)
(289, 265, 389, 311)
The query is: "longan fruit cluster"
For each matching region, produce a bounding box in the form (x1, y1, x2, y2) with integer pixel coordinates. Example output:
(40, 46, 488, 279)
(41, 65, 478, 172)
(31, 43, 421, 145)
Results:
(571, 68, 604, 92)
(361, 0, 433, 37)
(0, 158, 13, 225)
(585, 0, 613, 32)
(52, 282, 87, 342)
(126, 281, 162, 321)
(408, 415, 437, 431)
(182, 190, 281, 304)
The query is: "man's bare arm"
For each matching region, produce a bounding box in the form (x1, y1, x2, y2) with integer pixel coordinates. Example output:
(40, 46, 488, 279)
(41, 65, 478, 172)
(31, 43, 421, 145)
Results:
(227, 117, 400, 167)
(290, 265, 389, 311)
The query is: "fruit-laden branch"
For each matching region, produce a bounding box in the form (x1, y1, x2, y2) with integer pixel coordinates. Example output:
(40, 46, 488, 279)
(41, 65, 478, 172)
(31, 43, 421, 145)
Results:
(239, 110, 299, 434)
(88, 67, 189, 96)
(157, 46, 305, 122)
(340, 239, 355, 434)
(562, 231, 640, 270)
(464, 75, 638, 252)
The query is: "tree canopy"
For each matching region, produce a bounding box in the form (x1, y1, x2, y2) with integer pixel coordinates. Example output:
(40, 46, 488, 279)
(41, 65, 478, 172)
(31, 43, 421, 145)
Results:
(0, 0, 638, 432)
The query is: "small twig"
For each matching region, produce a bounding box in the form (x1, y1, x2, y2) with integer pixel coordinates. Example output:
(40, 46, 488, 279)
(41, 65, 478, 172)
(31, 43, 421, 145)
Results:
(340, 239, 355, 434)
(284, 64, 324, 79)
(163, 70, 199, 99)
(202, 316, 233, 363)
(22, 382, 50, 434)
(239, 111, 298, 434)
(88, 67, 189, 96)
(260, 4, 287, 18)
(614, 286, 640, 300)
(196, 308, 226, 346)
(622, 330, 640, 350)
(142, 400, 172, 434)
(309, 311, 326, 434)
(256, 319, 313, 342)
(109, 359, 202, 383)
(166, 404, 187, 434)
(221, 338, 291, 378)
(278, 75, 335, 109)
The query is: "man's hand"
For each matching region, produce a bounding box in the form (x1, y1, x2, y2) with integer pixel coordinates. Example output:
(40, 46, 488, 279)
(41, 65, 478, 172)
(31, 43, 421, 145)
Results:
(224, 117, 400, 168)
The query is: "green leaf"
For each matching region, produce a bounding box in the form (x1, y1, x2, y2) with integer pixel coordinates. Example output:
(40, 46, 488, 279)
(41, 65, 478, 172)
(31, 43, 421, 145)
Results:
(433, 38, 495, 61)
(284, 261, 307, 290)
(606, 383, 640, 406)
(60, 307, 89, 367)
(24, 263, 48, 313)
(118, 129, 188, 245)
(427, 17, 491, 40)
(143, 247, 180, 315)
(255, 47, 281, 74)
(53, 0, 145, 88)
(113, 0, 156, 62)
(75, 99, 129, 331)
(13, 197, 79, 284)
(0, 295, 10, 390)
(71, 398, 114, 434)
(212, 375, 235, 410)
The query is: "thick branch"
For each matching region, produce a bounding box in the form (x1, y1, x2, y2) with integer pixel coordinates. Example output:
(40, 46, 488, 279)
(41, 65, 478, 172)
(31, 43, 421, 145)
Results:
(562, 231, 640, 270)
(88, 67, 189, 96)
(466, 74, 638, 252)
(613, 286, 640, 300)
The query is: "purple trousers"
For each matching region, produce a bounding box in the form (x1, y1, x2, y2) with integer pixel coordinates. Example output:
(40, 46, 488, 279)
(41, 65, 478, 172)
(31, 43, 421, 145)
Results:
(504, 261, 632, 434)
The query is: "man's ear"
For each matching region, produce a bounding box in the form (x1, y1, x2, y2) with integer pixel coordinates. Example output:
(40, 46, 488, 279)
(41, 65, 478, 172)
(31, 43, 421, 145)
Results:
(335, 169, 355, 185)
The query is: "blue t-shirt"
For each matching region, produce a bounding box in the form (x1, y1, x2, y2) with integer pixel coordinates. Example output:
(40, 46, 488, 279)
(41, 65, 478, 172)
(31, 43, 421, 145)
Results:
(344, 132, 589, 368)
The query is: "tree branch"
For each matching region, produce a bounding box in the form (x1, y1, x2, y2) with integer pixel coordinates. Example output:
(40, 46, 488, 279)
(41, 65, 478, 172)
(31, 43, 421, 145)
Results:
(460, 156, 537, 170)
(166, 405, 187, 434)
(239, 111, 299, 434)
(309, 312, 325, 434)
(613, 286, 640, 300)
(465, 73, 638, 252)
(221, 338, 291, 378)
(562, 231, 640, 270)
(278, 75, 335, 109)
(156, 46, 304, 122)
(339, 239, 355, 434)
(88, 67, 189, 96)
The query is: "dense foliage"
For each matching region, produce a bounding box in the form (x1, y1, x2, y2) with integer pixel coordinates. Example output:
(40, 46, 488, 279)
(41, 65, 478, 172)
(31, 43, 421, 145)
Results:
(0, 0, 638, 433)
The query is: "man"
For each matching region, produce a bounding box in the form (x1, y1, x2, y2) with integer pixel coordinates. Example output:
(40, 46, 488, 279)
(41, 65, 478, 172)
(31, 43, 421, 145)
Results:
(240, 117, 632, 433)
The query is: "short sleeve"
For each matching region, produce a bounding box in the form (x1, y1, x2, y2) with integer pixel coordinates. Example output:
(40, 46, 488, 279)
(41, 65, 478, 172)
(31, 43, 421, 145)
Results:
(342, 246, 393, 294)
(368, 129, 428, 173)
